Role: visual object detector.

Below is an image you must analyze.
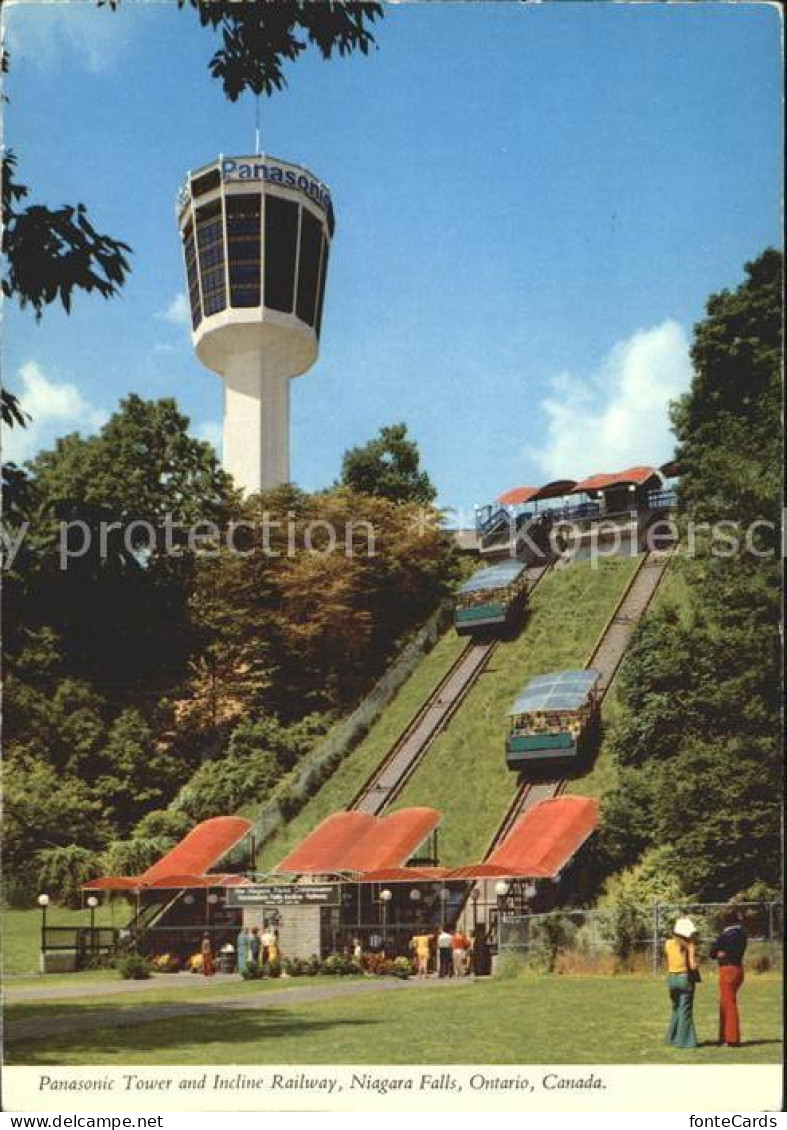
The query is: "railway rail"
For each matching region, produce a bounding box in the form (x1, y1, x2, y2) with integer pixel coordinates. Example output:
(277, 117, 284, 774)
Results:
(349, 561, 554, 816)
(463, 546, 675, 931)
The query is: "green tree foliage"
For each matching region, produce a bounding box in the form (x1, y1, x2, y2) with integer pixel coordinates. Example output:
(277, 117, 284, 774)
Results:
(37, 846, 104, 909)
(100, 0, 383, 100)
(2, 152, 131, 320)
(340, 423, 437, 505)
(4, 395, 235, 696)
(597, 251, 782, 901)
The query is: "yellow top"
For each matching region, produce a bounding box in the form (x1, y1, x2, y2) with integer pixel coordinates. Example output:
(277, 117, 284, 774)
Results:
(411, 934, 431, 958)
(665, 936, 696, 974)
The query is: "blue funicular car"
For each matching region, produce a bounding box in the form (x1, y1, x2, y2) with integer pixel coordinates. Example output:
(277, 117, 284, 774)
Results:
(454, 559, 529, 637)
(506, 669, 602, 770)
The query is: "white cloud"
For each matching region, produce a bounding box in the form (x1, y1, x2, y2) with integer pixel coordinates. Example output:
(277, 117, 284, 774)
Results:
(3, 3, 130, 75)
(533, 320, 692, 481)
(158, 293, 190, 327)
(194, 420, 223, 454)
(1, 361, 108, 464)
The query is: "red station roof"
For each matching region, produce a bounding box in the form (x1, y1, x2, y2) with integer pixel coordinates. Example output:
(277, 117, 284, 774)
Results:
(497, 486, 538, 507)
(530, 479, 578, 502)
(447, 796, 599, 880)
(82, 816, 253, 892)
(274, 808, 441, 875)
(571, 466, 659, 494)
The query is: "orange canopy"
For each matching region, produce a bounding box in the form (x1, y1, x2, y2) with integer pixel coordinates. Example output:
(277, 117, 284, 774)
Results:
(274, 808, 441, 875)
(82, 816, 253, 892)
(571, 466, 659, 494)
(447, 796, 598, 880)
(497, 486, 538, 507)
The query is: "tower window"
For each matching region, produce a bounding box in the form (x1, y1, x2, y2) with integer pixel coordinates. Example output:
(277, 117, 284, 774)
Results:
(296, 208, 323, 327)
(226, 193, 261, 308)
(264, 195, 298, 313)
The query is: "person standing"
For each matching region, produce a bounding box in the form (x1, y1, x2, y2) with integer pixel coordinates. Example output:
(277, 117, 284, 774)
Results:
(437, 926, 454, 978)
(261, 924, 274, 966)
(236, 927, 251, 976)
(201, 933, 215, 977)
(665, 916, 700, 1048)
(409, 932, 431, 978)
(452, 927, 470, 976)
(268, 928, 280, 966)
(249, 926, 261, 970)
(710, 909, 747, 1047)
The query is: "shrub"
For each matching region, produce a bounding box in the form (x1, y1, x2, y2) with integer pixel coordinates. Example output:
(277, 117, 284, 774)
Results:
(283, 958, 304, 977)
(118, 954, 152, 980)
(527, 914, 577, 973)
(36, 845, 103, 908)
(151, 953, 181, 973)
(495, 951, 528, 980)
(267, 958, 282, 978)
(391, 957, 411, 980)
(321, 954, 345, 976)
(241, 961, 262, 980)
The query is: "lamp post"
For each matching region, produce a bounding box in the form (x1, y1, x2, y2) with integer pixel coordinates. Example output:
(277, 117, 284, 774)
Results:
(470, 888, 480, 934)
(495, 880, 510, 951)
(37, 894, 50, 964)
(86, 895, 99, 958)
(379, 888, 392, 952)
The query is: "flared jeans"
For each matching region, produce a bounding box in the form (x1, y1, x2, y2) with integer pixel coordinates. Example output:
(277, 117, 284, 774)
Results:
(666, 972, 698, 1048)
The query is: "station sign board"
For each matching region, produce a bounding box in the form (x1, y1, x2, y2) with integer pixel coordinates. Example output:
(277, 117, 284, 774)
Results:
(225, 884, 340, 908)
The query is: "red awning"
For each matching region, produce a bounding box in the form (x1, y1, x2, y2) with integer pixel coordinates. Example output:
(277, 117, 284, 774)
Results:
(274, 808, 441, 875)
(273, 812, 376, 874)
(359, 866, 452, 883)
(530, 479, 577, 502)
(142, 816, 253, 884)
(571, 466, 659, 494)
(497, 486, 538, 507)
(446, 796, 598, 881)
(82, 816, 253, 892)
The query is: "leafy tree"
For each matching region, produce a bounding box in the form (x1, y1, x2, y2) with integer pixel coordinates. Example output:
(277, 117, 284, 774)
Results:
(340, 423, 437, 505)
(596, 250, 782, 901)
(2, 152, 131, 320)
(37, 846, 104, 909)
(5, 396, 235, 696)
(100, 0, 383, 100)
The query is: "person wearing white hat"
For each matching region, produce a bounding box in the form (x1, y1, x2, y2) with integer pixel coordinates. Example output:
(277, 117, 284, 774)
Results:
(664, 916, 700, 1048)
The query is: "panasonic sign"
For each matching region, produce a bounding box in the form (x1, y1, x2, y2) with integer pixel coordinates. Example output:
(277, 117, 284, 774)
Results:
(222, 158, 331, 216)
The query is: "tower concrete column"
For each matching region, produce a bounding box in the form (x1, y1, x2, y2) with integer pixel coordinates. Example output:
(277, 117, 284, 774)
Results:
(223, 353, 291, 493)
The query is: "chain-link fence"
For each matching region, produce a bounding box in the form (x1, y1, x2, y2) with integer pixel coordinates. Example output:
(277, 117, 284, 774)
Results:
(499, 901, 782, 975)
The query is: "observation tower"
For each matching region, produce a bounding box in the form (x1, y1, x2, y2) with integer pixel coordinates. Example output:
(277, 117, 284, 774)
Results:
(177, 155, 334, 492)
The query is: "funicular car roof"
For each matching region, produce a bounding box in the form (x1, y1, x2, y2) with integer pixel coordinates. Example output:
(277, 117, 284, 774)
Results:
(458, 559, 528, 597)
(508, 669, 601, 716)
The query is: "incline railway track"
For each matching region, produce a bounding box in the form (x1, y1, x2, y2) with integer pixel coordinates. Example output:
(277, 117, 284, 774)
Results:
(349, 561, 554, 817)
(484, 547, 674, 854)
(460, 547, 675, 930)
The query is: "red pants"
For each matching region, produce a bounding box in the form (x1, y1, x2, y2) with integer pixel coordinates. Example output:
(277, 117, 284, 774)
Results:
(719, 964, 743, 1045)
(202, 954, 214, 977)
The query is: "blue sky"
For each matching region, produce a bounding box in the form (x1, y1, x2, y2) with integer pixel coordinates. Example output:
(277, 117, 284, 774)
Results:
(2, 1, 782, 519)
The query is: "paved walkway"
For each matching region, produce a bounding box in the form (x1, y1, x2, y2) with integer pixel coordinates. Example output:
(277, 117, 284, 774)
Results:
(6, 976, 477, 1044)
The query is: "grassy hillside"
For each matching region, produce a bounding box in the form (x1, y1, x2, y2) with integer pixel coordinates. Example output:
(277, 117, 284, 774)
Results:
(258, 555, 641, 871)
(256, 627, 468, 870)
(390, 556, 642, 864)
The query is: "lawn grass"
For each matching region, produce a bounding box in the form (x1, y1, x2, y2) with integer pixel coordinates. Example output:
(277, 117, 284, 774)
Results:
(257, 627, 468, 870)
(3, 904, 130, 978)
(390, 556, 642, 864)
(6, 972, 781, 1066)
